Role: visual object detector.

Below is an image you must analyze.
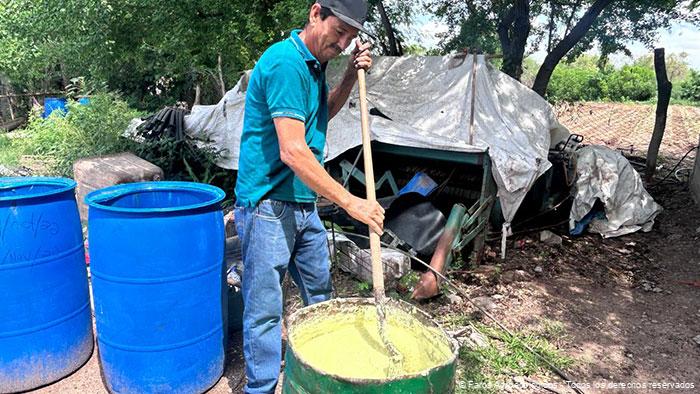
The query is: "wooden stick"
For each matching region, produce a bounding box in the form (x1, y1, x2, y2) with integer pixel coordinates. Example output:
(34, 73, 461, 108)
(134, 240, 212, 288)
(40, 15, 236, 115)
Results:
(468, 54, 478, 145)
(358, 67, 402, 364)
(357, 68, 385, 302)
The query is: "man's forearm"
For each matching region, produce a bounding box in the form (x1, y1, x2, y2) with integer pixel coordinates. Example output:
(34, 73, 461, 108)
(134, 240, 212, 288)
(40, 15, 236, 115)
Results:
(274, 117, 384, 234)
(275, 118, 353, 208)
(285, 144, 353, 208)
(328, 68, 357, 119)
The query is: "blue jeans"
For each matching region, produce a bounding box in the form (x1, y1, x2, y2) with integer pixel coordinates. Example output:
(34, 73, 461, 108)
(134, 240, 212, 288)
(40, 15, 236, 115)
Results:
(234, 199, 332, 394)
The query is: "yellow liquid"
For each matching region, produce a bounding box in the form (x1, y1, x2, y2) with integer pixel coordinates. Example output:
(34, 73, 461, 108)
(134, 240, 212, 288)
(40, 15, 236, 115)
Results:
(289, 304, 453, 379)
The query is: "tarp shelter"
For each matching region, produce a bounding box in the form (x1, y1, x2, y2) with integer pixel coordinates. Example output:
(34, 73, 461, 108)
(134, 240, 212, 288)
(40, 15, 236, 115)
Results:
(185, 55, 562, 254)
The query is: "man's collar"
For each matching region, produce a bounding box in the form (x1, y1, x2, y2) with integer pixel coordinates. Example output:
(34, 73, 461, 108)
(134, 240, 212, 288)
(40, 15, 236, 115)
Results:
(289, 29, 326, 73)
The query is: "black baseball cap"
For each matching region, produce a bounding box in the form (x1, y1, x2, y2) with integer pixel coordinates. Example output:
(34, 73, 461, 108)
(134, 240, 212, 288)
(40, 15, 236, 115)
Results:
(317, 0, 369, 33)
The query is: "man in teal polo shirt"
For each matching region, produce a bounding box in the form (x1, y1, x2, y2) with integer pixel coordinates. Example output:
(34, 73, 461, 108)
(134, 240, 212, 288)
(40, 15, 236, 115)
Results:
(234, 1, 384, 392)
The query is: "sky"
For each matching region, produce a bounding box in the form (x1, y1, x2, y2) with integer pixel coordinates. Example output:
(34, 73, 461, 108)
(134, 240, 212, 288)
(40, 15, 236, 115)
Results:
(409, 15, 700, 70)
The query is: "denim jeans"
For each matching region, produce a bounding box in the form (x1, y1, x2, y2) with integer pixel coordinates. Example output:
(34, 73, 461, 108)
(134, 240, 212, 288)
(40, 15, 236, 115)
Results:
(234, 199, 332, 394)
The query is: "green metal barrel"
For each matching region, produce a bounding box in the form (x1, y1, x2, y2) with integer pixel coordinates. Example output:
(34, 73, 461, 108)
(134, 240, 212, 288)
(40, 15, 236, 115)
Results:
(283, 298, 458, 394)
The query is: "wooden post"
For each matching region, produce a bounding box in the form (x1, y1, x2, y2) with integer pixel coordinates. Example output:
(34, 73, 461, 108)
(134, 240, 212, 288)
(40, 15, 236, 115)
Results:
(217, 54, 226, 99)
(194, 83, 201, 106)
(645, 48, 673, 182)
(468, 54, 478, 145)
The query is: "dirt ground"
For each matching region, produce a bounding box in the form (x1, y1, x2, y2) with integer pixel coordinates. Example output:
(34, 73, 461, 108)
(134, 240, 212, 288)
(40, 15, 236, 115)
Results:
(446, 180, 700, 393)
(22, 99, 699, 394)
(555, 102, 700, 159)
(30, 179, 698, 394)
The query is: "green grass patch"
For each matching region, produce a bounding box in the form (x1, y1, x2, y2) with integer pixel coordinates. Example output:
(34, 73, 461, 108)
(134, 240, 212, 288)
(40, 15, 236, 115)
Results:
(456, 321, 573, 393)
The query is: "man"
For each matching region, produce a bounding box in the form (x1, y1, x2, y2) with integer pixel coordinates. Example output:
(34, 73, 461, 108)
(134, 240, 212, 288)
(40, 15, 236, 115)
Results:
(234, 1, 384, 392)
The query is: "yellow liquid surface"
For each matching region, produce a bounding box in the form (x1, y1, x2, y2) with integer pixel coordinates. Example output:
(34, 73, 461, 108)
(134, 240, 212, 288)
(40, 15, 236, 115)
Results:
(290, 304, 453, 379)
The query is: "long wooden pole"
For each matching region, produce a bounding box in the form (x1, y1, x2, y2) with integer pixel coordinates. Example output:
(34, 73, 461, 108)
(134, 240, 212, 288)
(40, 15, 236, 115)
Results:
(357, 68, 385, 303)
(358, 67, 401, 364)
(646, 48, 672, 182)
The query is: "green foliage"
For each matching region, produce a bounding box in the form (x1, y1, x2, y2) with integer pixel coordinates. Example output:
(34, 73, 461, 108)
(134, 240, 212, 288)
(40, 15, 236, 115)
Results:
(679, 70, 700, 102)
(0, 0, 312, 111)
(0, 134, 20, 167)
(547, 66, 605, 102)
(13, 93, 141, 176)
(365, 0, 416, 55)
(604, 65, 656, 101)
(398, 270, 420, 291)
(428, 0, 699, 91)
(132, 135, 233, 192)
(633, 52, 691, 83)
(356, 281, 371, 295)
(546, 60, 663, 103)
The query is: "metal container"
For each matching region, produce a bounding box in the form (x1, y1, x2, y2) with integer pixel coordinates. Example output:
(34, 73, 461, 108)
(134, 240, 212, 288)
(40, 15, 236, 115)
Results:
(86, 181, 226, 393)
(0, 177, 93, 393)
(283, 298, 458, 393)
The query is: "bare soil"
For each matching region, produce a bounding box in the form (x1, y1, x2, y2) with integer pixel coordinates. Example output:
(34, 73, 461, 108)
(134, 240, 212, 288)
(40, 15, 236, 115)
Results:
(29, 183, 699, 394)
(556, 102, 700, 159)
(431, 181, 699, 393)
(26, 98, 700, 393)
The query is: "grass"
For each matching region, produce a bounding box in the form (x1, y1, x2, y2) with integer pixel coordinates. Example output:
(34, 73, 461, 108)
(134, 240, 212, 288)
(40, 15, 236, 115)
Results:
(0, 133, 21, 168)
(456, 321, 574, 393)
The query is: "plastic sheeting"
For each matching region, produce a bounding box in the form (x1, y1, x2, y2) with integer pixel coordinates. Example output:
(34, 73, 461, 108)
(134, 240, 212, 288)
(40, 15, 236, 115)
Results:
(184, 55, 558, 229)
(569, 145, 662, 238)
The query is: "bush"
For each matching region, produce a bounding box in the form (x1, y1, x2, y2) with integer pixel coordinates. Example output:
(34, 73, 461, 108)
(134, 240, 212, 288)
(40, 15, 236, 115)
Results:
(0, 133, 20, 167)
(133, 135, 233, 188)
(603, 65, 656, 101)
(679, 70, 700, 102)
(547, 66, 605, 102)
(15, 93, 142, 176)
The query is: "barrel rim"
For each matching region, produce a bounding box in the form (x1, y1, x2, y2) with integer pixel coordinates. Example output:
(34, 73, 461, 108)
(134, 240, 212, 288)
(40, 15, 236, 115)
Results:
(84, 181, 225, 213)
(285, 297, 459, 385)
(0, 177, 76, 202)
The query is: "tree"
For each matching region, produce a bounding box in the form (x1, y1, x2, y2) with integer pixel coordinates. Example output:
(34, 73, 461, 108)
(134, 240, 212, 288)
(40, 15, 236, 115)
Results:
(497, 0, 531, 80)
(532, 0, 614, 96)
(365, 0, 414, 56)
(428, 0, 700, 97)
(633, 52, 690, 83)
(0, 0, 311, 109)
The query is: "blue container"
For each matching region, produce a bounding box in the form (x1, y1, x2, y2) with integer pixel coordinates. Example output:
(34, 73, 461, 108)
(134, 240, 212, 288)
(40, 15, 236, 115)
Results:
(86, 182, 226, 393)
(399, 171, 438, 197)
(0, 177, 93, 393)
(43, 97, 68, 118)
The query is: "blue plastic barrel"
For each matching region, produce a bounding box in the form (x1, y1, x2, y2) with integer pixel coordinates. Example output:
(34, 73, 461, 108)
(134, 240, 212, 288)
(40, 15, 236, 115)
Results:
(0, 177, 93, 393)
(86, 182, 226, 393)
(43, 97, 68, 118)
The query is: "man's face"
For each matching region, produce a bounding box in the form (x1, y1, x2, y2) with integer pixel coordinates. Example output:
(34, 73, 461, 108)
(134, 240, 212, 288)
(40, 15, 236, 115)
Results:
(309, 6, 359, 63)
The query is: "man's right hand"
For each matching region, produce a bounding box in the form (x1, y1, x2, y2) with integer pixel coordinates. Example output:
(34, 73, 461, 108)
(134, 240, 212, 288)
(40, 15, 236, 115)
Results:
(344, 196, 385, 235)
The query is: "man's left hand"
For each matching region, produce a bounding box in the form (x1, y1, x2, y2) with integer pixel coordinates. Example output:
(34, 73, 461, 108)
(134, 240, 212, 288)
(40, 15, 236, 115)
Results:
(349, 39, 372, 70)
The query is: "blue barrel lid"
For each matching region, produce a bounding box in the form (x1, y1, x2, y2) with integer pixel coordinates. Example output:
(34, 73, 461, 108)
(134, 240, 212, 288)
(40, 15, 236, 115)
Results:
(85, 181, 226, 213)
(0, 177, 76, 202)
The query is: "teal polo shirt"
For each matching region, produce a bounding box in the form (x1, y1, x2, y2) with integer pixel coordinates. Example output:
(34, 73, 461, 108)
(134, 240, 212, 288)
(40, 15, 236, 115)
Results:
(235, 29, 329, 207)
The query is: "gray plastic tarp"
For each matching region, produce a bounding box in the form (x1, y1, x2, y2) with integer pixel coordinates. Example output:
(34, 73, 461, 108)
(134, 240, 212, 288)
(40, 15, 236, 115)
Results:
(569, 145, 662, 237)
(185, 55, 559, 227)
